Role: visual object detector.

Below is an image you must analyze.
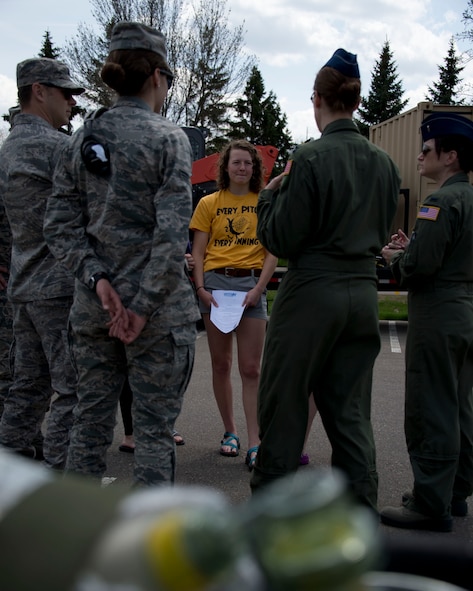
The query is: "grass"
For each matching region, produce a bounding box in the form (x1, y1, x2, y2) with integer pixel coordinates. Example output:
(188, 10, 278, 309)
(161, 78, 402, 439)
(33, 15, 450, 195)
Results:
(266, 290, 276, 315)
(267, 290, 408, 320)
(378, 294, 408, 321)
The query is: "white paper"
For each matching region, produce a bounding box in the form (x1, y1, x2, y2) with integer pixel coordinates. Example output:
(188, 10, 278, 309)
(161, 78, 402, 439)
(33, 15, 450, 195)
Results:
(210, 290, 246, 333)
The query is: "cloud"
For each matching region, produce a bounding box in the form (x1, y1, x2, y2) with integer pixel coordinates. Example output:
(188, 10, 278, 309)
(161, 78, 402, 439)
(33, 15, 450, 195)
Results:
(228, 0, 472, 140)
(1, 0, 470, 144)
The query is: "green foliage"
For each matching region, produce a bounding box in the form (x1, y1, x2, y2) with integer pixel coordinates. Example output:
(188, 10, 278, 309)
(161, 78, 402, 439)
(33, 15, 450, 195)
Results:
(2, 29, 84, 130)
(40, 31, 86, 133)
(64, 19, 117, 108)
(174, 0, 249, 143)
(353, 117, 369, 138)
(267, 290, 408, 320)
(357, 40, 407, 127)
(30, 0, 292, 160)
(426, 37, 465, 105)
(227, 66, 294, 174)
(62, 0, 255, 145)
(39, 30, 61, 59)
(378, 295, 408, 320)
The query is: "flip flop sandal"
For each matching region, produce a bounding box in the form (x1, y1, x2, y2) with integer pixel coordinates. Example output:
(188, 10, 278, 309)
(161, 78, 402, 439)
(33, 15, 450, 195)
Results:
(220, 431, 240, 457)
(245, 445, 259, 471)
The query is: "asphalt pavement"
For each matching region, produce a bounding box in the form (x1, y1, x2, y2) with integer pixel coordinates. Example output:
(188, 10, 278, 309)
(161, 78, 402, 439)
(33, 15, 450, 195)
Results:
(104, 320, 473, 582)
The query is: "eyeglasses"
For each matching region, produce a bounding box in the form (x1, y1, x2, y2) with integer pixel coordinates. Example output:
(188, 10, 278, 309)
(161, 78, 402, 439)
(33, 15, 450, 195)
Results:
(160, 69, 174, 89)
(42, 83, 74, 101)
(421, 144, 432, 156)
(60, 88, 75, 101)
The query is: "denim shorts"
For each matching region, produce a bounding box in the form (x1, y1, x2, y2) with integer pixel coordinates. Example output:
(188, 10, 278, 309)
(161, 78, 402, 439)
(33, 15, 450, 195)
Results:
(199, 270, 268, 320)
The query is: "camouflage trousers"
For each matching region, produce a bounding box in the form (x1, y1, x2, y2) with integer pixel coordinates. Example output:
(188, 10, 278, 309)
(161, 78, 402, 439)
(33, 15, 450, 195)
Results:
(0, 298, 77, 469)
(66, 289, 196, 486)
(0, 291, 13, 416)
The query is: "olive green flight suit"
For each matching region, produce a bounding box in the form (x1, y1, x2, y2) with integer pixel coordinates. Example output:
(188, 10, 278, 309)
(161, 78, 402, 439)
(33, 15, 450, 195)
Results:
(391, 172, 473, 518)
(252, 119, 400, 509)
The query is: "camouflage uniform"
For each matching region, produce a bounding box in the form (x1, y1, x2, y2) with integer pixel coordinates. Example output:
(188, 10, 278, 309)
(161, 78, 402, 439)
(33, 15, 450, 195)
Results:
(0, 198, 13, 417)
(0, 112, 78, 469)
(44, 97, 200, 486)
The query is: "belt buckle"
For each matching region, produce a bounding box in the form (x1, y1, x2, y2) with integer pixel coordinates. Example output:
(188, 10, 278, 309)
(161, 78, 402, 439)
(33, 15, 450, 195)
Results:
(224, 267, 235, 277)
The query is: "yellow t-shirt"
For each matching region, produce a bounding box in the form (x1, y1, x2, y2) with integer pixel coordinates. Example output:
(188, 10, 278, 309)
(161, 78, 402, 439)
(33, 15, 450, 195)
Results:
(190, 189, 265, 272)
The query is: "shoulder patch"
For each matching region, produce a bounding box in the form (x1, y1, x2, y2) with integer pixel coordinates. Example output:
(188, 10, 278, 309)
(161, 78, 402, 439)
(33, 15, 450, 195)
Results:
(417, 205, 440, 221)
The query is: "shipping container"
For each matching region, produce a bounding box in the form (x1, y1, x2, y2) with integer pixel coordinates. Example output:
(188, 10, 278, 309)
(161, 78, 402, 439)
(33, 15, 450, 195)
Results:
(370, 101, 473, 234)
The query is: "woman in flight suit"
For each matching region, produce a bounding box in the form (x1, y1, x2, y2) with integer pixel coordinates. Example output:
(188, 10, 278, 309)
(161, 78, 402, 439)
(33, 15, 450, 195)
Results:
(381, 112, 473, 532)
(251, 48, 400, 509)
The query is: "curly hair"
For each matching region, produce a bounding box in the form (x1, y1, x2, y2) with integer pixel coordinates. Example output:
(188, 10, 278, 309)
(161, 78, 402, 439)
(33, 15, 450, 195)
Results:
(314, 67, 361, 113)
(101, 49, 168, 96)
(217, 139, 264, 193)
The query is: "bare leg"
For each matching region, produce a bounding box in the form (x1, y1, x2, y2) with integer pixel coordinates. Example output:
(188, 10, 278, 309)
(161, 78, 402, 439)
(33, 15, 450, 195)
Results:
(203, 314, 237, 454)
(236, 316, 266, 455)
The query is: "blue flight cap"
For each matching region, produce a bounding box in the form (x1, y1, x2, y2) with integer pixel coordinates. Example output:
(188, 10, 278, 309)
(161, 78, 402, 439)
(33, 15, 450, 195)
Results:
(421, 112, 473, 142)
(323, 48, 360, 78)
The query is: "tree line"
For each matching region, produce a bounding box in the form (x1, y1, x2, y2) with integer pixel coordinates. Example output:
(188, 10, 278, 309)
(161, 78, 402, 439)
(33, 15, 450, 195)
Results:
(3, 0, 473, 167)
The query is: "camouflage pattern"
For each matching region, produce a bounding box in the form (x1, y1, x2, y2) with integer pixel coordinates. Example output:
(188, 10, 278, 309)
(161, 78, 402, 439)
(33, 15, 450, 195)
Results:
(0, 298, 13, 417)
(44, 97, 201, 485)
(0, 299, 76, 468)
(16, 58, 84, 93)
(0, 112, 78, 470)
(110, 22, 170, 70)
(67, 287, 195, 484)
(0, 197, 13, 415)
(0, 114, 74, 302)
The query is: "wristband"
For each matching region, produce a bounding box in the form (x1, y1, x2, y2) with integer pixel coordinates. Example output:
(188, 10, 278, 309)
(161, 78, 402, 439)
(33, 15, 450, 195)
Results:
(196, 286, 205, 292)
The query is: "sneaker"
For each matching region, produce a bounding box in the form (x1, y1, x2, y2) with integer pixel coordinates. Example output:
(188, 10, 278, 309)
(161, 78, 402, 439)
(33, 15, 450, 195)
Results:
(299, 453, 310, 465)
(380, 505, 453, 532)
(402, 490, 468, 517)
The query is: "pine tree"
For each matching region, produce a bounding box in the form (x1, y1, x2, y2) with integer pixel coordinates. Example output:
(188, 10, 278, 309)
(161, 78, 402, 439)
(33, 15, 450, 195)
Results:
(357, 40, 407, 134)
(40, 30, 86, 132)
(227, 66, 293, 174)
(426, 37, 464, 105)
(3, 30, 83, 129)
(63, 0, 254, 145)
(39, 30, 61, 59)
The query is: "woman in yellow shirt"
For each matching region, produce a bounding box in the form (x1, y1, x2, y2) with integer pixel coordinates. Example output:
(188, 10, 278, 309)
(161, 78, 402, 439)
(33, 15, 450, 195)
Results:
(190, 140, 277, 470)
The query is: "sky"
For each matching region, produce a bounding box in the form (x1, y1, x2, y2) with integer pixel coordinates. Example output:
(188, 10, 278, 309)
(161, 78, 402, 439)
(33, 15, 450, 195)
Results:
(0, 0, 472, 143)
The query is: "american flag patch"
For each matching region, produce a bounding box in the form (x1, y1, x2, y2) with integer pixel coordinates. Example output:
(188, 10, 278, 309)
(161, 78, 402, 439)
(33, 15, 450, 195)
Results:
(417, 205, 440, 221)
(283, 160, 293, 175)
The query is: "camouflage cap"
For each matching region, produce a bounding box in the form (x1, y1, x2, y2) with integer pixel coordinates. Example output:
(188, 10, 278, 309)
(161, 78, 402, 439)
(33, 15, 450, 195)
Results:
(109, 21, 171, 71)
(16, 58, 85, 93)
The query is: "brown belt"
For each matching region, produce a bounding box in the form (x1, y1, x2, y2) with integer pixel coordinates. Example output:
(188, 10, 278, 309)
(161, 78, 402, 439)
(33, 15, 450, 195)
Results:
(212, 267, 262, 278)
